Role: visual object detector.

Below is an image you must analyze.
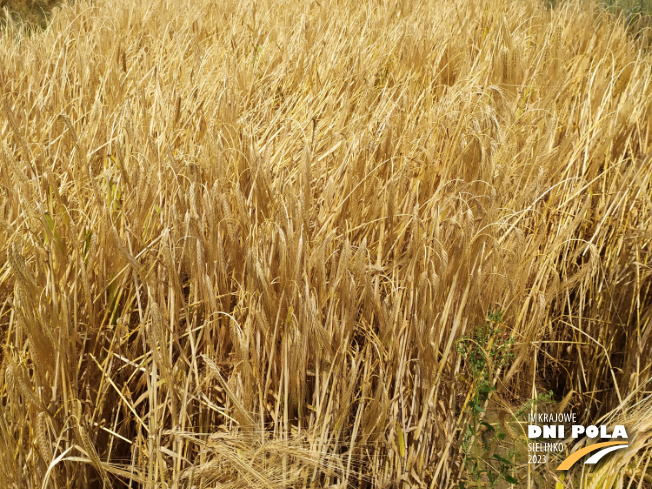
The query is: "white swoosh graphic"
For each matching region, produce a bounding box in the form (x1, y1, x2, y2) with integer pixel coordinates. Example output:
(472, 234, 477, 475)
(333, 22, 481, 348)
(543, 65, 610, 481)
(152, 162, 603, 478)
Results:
(584, 444, 628, 464)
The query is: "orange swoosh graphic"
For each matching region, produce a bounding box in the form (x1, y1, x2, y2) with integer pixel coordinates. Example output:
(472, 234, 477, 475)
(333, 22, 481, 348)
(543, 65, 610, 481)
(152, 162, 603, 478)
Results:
(556, 441, 628, 470)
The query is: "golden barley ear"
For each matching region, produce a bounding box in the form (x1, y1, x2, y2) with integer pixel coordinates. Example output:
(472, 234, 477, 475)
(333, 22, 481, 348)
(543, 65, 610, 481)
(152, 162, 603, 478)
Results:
(2, 99, 36, 177)
(502, 49, 508, 82)
(77, 423, 111, 488)
(35, 411, 53, 464)
(13, 364, 41, 409)
(4, 364, 19, 407)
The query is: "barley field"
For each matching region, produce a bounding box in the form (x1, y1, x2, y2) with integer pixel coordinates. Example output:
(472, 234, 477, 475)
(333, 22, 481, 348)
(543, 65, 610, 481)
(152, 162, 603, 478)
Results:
(1, 0, 652, 487)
